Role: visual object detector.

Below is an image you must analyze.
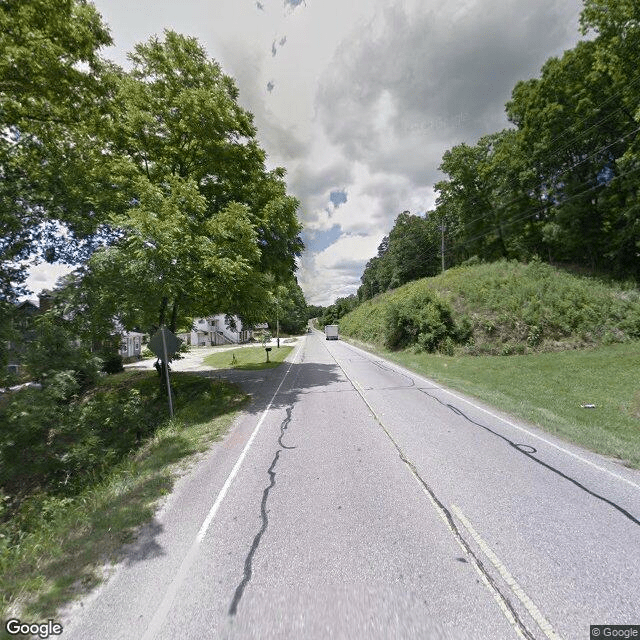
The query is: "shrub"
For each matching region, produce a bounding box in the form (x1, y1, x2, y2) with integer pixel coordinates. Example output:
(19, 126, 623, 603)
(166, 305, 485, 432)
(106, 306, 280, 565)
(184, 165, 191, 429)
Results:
(101, 352, 124, 374)
(26, 314, 102, 389)
(0, 379, 164, 515)
(141, 346, 154, 359)
(382, 289, 458, 352)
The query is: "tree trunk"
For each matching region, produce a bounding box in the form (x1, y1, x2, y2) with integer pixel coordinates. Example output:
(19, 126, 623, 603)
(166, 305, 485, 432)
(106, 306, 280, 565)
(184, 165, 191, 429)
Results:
(158, 296, 168, 328)
(169, 298, 179, 333)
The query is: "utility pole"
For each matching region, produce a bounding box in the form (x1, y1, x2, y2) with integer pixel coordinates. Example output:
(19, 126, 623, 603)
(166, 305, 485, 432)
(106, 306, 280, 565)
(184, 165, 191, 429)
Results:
(276, 298, 280, 348)
(441, 222, 446, 273)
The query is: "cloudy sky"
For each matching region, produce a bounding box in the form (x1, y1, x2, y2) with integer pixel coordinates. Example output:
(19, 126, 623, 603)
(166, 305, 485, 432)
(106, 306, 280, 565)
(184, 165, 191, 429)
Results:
(29, 0, 585, 305)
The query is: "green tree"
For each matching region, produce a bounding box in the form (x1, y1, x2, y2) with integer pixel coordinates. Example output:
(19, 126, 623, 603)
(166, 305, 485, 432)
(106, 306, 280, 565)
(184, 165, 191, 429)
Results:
(358, 212, 439, 300)
(384, 211, 440, 287)
(270, 279, 308, 335)
(506, 38, 640, 274)
(435, 130, 535, 266)
(82, 31, 303, 335)
(0, 0, 114, 300)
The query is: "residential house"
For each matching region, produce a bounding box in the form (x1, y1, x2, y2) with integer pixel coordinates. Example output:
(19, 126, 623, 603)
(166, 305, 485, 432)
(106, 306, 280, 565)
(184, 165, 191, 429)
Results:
(119, 331, 145, 360)
(190, 314, 254, 346)
(5, 292, 52, 376)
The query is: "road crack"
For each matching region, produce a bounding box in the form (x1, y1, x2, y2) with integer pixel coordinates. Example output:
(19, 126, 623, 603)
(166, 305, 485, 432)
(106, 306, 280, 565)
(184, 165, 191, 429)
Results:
(418, 388, 640, 527)
(229, 403, 298, 616)
(228, 449, 280, 616)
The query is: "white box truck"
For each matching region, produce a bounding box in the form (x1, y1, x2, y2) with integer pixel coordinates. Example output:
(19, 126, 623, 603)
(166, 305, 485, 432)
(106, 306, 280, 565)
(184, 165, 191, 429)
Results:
(324, 324, 339, 340)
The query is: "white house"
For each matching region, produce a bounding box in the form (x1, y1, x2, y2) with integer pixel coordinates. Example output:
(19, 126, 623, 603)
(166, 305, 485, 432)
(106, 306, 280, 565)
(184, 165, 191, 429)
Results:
(120, 331, 145, 359)
(190, 314, 253, 346)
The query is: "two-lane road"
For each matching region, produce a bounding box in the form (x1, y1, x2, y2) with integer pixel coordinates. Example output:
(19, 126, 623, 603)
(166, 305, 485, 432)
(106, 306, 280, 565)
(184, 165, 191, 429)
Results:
(62, 332, 640, 639)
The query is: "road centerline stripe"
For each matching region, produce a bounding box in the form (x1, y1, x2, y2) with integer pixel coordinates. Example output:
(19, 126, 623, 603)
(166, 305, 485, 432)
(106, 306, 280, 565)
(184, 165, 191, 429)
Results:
(322, 337, 536, 640)
(451, 504, 563, 640)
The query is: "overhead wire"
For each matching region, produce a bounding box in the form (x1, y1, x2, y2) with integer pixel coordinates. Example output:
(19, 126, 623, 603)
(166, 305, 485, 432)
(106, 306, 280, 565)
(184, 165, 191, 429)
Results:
(436, 72, 640, 234)
(361, 68, 640, 290)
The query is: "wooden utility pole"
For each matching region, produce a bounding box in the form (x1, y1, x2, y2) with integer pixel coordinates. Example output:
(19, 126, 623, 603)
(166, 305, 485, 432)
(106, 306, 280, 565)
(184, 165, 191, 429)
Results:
(441, 223, 446, 273)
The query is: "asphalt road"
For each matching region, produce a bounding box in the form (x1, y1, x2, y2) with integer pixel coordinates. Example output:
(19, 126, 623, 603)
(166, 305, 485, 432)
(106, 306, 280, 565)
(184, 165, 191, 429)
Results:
(61, 331, 640, 640)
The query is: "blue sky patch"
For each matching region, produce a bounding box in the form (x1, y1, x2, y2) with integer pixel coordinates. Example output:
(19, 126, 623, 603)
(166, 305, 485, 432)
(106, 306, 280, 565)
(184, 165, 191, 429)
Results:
(302, 224, 342, 254)
(329, 189, 348, 208)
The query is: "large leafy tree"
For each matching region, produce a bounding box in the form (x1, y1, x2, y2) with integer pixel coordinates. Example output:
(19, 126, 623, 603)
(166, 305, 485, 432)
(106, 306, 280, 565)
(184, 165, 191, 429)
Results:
(434, 130, 537, 266)
(358, 212, 439, 300)
(428, 2, 640, 278)
(506, 39, 639, 272)
(84, 31, 303, 333)
(268, 278, 308, 335)
(0, 0, 114, 301)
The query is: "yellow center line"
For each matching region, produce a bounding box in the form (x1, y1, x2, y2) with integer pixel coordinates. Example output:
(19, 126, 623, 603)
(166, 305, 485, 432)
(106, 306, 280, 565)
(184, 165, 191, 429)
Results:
(451, 504, 564, 640)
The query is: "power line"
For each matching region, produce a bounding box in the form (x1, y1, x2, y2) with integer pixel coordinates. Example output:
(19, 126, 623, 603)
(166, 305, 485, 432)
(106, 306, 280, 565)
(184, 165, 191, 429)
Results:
(446, 163, 640, 254)
(439, 121, 640, 236)
(437, 77, 640, 231)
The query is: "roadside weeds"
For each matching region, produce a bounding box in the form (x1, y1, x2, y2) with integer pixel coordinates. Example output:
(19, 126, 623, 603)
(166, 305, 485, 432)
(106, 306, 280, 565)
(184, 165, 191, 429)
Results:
(0, 373, 249, 637)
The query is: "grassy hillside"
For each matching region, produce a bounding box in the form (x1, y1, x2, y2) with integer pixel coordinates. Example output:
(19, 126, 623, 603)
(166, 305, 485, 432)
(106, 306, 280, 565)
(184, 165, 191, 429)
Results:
(340, 260, 640, 355)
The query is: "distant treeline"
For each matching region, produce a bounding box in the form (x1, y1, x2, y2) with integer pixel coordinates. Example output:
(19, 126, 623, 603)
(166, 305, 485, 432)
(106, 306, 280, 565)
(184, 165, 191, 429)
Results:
(317, 1, 639, 325)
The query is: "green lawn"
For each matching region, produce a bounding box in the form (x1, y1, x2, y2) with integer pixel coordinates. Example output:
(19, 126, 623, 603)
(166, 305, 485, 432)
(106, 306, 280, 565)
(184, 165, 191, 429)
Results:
(348, 339, 640, 469)
(0, 371, 248, 632)
(203, 345, 294, 370)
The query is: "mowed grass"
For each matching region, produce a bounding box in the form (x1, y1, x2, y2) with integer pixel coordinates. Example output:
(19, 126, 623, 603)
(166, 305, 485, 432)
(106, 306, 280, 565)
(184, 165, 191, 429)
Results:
(203, 345, 294, 370)
(346, 338, 640, 469)
(0, 371, 248, 634)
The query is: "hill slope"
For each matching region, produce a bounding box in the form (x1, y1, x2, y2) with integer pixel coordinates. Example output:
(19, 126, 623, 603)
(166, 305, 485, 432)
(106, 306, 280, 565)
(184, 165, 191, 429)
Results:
(339, 260, 640, 355)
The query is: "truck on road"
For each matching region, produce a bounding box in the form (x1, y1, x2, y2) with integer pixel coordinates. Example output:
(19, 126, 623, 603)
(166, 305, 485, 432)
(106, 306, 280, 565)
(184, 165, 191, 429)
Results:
(324, 324, 339, 340)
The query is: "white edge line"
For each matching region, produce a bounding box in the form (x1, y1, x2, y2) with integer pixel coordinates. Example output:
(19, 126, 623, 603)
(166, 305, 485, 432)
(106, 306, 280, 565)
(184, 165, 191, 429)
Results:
(451, 504, 563, 640)
(141, 341, 304, 640)
(343, 340, 640, 491)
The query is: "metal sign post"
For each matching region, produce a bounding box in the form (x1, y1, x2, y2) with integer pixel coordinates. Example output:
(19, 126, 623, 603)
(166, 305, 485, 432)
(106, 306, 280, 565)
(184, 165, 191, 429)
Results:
(148, 326, 183, 418)
(161, 328, 174, 417)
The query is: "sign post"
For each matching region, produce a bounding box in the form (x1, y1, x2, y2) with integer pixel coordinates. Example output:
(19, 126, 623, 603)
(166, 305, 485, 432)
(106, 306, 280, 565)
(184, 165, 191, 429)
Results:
(148, 326, 183, 418)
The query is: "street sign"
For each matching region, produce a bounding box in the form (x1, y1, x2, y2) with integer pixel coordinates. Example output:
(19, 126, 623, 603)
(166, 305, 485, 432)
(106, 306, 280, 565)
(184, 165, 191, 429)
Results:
(148, 327, 182, 361)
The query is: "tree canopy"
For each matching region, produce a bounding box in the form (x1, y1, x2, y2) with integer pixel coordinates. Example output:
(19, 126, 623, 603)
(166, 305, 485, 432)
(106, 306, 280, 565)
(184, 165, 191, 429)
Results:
(352, 0, 640, 306)
(358, 212, 440, 301)
(1, 8, 304, 353)
(0, 0, 114, 300)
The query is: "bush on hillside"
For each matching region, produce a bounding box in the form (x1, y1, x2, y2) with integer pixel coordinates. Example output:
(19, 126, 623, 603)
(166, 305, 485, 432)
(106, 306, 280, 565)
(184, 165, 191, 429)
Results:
(341, 288, 471, 353)
(383, 289, 464, 351)
(101, 352, 124, 374)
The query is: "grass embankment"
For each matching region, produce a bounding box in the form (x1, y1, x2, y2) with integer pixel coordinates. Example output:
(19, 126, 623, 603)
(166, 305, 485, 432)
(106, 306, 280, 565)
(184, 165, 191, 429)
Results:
(341, 259, 640, 355)
(0, 371, 248, 630)
(203, 345, 294, 370)
(339, 260, 640, 468)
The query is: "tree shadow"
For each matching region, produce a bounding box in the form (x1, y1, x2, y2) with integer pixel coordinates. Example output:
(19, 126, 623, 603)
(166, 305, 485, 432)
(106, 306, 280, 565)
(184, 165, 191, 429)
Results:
(199, 359, 351, 417)
(11, 356, 347, 632)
